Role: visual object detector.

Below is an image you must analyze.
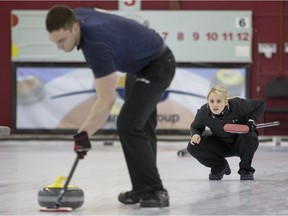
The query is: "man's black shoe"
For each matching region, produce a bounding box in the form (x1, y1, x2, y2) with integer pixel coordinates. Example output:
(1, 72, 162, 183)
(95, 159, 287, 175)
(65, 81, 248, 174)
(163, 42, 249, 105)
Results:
(239, 170, 254, 180)
(118, 190, 144, 204)
(140, 190, 169, 208)
(209, 165, 231, 180)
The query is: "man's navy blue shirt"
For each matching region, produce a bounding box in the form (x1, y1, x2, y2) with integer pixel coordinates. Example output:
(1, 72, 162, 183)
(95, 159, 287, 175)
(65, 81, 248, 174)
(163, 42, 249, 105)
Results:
(74, 8, 164, 78)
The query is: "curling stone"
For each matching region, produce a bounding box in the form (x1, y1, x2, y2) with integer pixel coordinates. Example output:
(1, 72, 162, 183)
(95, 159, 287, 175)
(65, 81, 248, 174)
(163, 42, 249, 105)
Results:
(210, 69, 244, 97)
(17, 75, 45, 105)
(38, 176, 84, 209)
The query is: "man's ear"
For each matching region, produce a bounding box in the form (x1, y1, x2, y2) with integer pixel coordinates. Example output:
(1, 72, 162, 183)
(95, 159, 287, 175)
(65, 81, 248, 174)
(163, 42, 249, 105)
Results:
(73, 22, 80, 32)
(73, 22, 81, 44)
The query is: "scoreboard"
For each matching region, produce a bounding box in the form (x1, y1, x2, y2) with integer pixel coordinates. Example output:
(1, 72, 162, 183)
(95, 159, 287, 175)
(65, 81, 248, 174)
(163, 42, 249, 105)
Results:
(12, 10, 252, 63)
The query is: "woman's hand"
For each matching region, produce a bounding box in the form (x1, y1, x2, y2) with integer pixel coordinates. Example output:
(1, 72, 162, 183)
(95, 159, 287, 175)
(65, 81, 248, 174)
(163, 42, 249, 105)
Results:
(190, 134, 201, 145)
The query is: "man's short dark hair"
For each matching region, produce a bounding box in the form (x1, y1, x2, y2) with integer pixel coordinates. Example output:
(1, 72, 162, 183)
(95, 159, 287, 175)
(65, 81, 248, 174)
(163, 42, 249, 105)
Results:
(46, 5, 78, 32)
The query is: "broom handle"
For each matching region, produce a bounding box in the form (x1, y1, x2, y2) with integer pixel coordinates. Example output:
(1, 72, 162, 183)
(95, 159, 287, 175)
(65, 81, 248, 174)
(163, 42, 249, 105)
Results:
(256, 121, 280, 129)
(54, 155, 80, 207)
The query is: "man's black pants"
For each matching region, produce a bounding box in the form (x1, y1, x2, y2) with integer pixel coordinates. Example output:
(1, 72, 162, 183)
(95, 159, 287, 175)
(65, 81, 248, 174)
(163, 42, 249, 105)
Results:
(117, 46, 176, 194)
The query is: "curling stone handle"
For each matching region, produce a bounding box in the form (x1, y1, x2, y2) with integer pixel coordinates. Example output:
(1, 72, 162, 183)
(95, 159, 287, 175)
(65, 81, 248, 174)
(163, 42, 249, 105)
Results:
(48, 176, 67, 188)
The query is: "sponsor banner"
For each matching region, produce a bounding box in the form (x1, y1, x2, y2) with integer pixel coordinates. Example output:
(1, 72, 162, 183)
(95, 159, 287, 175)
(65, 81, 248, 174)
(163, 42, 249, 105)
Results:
(15, 65, 247, 131)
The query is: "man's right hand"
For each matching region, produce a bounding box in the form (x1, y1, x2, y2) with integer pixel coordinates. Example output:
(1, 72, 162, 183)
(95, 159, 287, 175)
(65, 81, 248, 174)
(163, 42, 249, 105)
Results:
(73, 131, 91, 159)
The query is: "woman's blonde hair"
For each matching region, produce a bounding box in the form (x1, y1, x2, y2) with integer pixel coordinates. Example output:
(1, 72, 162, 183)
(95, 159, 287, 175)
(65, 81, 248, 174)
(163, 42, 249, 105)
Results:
(207, 85, 228, 100)
(207, 85, 229, 108)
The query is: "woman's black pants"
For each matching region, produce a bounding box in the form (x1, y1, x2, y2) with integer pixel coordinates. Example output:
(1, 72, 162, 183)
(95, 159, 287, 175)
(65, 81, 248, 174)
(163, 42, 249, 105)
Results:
(187, 132, 259, 174)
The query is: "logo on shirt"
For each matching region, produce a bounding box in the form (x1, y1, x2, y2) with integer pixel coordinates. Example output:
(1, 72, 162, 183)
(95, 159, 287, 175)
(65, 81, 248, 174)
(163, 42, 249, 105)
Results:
(136, 77, 151, 84)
